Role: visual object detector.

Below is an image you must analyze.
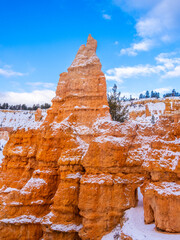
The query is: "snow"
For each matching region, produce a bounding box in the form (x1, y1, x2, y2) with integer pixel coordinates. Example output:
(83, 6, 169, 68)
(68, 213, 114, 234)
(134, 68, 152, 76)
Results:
(70, 52, 99, 68)
(94, 135, 127, 146)
(0, 215, 42, 224)
(52, 96, 62, 101)
(142, 148, 180, 171)
(0, 110, 47, 131)
(0, 178, 47, 195)
(41, 211, 54, 225)
(76, 136, 89, 157)
(147, 102, 165, 113)
(3, 187, 19, 193)
(102, 188, 180, 240)
(73, 124, 94, 135)
(0, 139, 7, 165)
(10, 201, 23, 206)
(74, 105, 87, 109)
(21, 177, 47, 192)
(31, 200, 44, 204)
(127, 101, 165, 115)
(83, 174, 113, 184)
(12, 146, 23, 154)
(83, 174, 144, 185)
(66, 172, 82, 179)
(50, 223, 83, 232)
(145, 182, 180, 196)
(50, 115, 71, 131)
(34, 169, 53, 175)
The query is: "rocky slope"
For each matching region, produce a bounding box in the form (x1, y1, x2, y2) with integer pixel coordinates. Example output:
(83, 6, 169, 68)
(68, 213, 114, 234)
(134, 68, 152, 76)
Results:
(0, 35, 179, 240)
(127, 97, 180, 123)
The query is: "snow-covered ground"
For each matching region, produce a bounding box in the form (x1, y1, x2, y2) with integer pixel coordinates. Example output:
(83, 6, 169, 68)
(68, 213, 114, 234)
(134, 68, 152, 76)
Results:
(124, 97, 180, 123)
(0, 110, 47, 130)
(0, 139, 7, 166)
(102, 188, 180, 240)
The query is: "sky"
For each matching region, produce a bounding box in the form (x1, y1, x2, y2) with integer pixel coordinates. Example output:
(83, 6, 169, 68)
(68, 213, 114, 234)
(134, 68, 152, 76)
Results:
(0, 0, 180, 105)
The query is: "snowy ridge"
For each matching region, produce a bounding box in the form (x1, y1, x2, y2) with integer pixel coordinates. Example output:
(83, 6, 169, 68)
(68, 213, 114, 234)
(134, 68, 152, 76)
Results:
(125, 97, 180, 123)
(145, 182, 180, 196)
(0, 110, 47, 131)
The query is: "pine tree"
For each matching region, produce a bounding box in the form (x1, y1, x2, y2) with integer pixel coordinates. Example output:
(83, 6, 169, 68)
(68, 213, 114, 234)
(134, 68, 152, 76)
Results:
(107, 84, 128, 122)
(145, 90, 150, 98)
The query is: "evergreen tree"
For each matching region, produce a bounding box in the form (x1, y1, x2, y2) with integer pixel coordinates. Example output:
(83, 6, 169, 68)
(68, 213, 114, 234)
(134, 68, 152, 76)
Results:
(151, 114, 155, 124)
(145, 90, 150, 98)
(139, 93, 144, 99)
(107, 84, 128, 122)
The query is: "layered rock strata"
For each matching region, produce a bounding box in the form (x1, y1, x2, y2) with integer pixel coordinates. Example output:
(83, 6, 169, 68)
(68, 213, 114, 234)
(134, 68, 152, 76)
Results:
(0, 35, 179, 240)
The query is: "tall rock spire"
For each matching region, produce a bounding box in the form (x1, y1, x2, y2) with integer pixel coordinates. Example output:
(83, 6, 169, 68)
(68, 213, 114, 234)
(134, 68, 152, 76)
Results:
(47, 34, 110, 125)
(68, 34, 99, 69)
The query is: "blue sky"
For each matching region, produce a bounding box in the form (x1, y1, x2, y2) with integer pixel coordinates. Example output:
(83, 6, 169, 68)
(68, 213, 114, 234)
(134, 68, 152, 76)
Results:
(0, 0, 180, 105)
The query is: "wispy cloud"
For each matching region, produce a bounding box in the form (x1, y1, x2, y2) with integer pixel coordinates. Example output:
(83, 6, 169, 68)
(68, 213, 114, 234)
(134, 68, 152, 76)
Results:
(106, 51, 180, 83)
(0, 90, 55, 106)
(26, 82, 56, 89)
(106, 64, 164, 83)
(0, 67, 25, 77)
(120, 39, 154, 56)
(114, 0, 180, 55)
(153, 87, 172, 94)
(102, 13, 111, 20)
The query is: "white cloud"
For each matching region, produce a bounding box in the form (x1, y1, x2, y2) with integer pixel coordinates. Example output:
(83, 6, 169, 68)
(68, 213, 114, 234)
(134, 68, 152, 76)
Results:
(106, 51, 180, 83)
(120, 39, 154, 56)
(153, 87, 172, 94)
(102, 14, 111, 20)
(163, 65, 180, 78)
(114, 0, 180, 55)
(120, 87, 172, 99)
(0, 67, 25, 77)
(26, 82, 56, 89)
(0, 90, 55, 106)
(113, 0, 157, 11)
(106, 64, 165, 83)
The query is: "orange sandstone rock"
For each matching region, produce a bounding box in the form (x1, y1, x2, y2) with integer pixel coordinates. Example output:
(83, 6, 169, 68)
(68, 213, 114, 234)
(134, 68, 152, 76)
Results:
(0, 35, 179, 240)
(142, 181, 180, 232)
(35, 108, 43, 122)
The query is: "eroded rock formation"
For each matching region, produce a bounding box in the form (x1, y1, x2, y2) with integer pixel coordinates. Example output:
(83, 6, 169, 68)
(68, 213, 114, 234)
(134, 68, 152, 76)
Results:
(0, 35, 179, 240)
(128, 97, 180, 121)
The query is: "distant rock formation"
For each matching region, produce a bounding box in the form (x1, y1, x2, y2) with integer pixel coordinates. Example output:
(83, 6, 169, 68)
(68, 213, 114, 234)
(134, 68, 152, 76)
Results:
(0, 35, 179, 240)
(127, 97, 180, 122)
(35, 108, 43, 122)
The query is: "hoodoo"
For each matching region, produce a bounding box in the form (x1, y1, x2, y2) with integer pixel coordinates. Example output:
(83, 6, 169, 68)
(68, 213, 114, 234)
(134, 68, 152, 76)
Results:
(46, 34, 110, 125)
(0, 35, 179, 240)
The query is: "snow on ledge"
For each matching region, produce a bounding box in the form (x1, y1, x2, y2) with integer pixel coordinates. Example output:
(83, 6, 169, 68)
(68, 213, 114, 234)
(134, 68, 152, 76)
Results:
(50, 223, 83, 232)
(66, 172, 82, 179)
(145, 182, 180, 196)
(0, 215, 42, 224)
